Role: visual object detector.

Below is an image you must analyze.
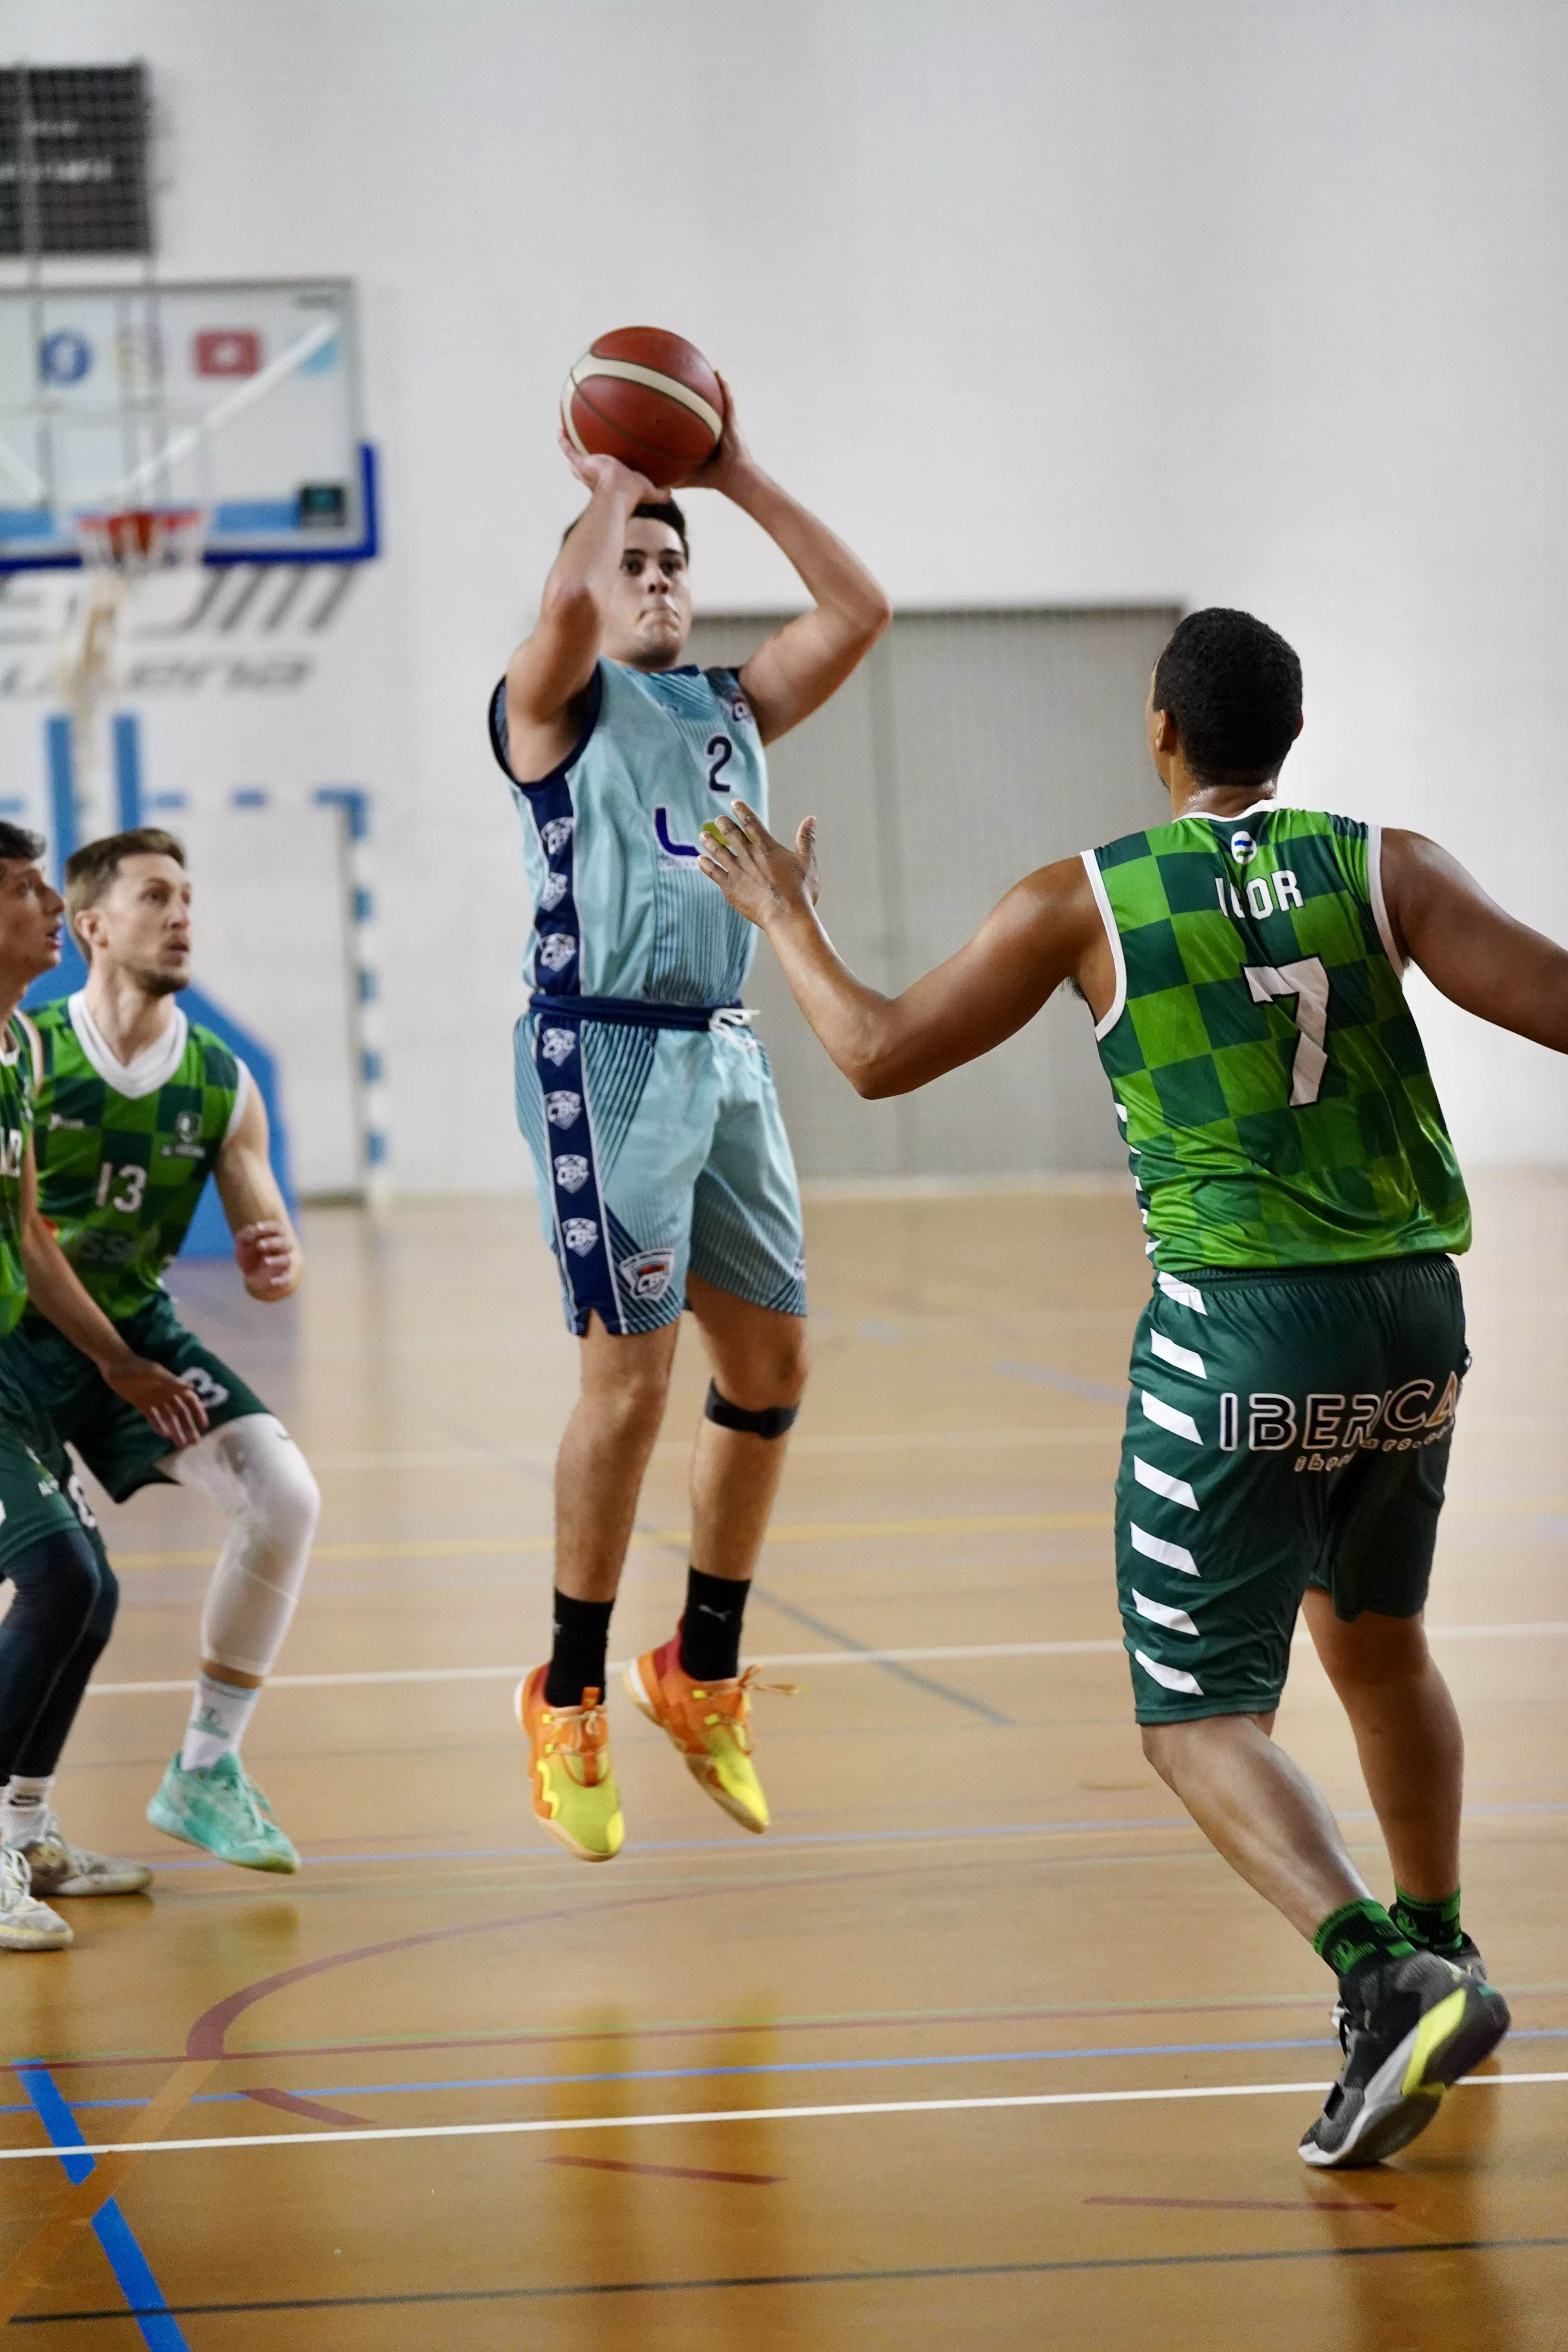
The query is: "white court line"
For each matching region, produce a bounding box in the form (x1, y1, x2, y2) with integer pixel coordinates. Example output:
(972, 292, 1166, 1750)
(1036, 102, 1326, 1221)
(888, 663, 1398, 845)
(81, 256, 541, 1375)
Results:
(1, 2071, 1561, 2166)
(80, 1622, 1568, 1699)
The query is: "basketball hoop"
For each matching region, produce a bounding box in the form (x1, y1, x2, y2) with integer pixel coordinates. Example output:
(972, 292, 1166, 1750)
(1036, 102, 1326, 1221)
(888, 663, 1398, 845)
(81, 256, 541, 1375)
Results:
(52, 504, 209, 818)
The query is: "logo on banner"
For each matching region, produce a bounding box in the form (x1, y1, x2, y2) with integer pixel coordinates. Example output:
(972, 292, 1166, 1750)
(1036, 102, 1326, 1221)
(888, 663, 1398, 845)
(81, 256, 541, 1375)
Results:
(544, 1091, 582, 1129)
(539, 1028, 576, 1067)
(537, 932, 576, 973)
(539, 871, 569, 912)
(540, 817, 575, 857)
(194, 329, 263, 377)
(554, 1154, 590, 1194)
(40, 330, 92, 385)
(562, 1218, 599, 1256)
(618, 1247, 675, 1302)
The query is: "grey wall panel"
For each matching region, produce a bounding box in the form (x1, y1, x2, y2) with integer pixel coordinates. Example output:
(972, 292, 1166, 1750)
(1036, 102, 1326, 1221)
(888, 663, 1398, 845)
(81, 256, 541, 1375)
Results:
(687, 605, 1178, 1180)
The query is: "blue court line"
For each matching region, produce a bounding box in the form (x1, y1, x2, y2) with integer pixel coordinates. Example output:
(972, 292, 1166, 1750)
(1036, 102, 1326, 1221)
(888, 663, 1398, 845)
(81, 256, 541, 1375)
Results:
(16, 2070, 187, 2350)
(131, 1793, 1568, 1872)
(991, 1356, 1129, 1406)
(13, 2026, 1567, 2120)
(750, 1587, 1015, 1726)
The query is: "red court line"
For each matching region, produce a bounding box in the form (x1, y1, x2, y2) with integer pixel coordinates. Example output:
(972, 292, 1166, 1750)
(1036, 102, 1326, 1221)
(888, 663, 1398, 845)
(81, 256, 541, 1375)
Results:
(243, 2089, 373, 2129)
(546, 2154, 782, 2185)
(1085, 2194, 1397, 2213)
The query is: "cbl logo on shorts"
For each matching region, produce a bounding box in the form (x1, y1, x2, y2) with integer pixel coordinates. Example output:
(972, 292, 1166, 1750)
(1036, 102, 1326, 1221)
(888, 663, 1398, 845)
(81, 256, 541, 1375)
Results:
(544, 1091, 582, 1129)
(539, 1029, 577, 1067)
(561, 1218, 599, 1256)
(619, 1247, 675, 1303)
(553, 1154, 589, 1194)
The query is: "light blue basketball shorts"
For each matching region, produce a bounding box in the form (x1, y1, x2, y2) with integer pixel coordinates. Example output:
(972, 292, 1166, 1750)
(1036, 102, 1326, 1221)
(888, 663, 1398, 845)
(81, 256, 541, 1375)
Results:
(514, 1009, 807, 1337)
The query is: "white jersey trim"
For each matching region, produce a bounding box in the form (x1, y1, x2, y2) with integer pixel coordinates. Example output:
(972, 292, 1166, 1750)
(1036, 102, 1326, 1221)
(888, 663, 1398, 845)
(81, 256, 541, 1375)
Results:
(1080, 851, 1128, 1041)
(1366, 823, 1405, 973)
(68, 993, 188, 1097)
(225, 1058, 253, 1143)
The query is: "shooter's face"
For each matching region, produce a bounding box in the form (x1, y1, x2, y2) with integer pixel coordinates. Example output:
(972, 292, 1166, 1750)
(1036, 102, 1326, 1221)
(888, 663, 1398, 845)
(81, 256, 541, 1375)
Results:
(603, 518, 692, 670)
(0, 861, 64, 984)
(78, 855, 193, 996)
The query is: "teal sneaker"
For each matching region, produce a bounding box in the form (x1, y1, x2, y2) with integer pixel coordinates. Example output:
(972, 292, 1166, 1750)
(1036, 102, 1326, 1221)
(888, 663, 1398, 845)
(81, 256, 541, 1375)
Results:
(146, 1751, 300, 1873)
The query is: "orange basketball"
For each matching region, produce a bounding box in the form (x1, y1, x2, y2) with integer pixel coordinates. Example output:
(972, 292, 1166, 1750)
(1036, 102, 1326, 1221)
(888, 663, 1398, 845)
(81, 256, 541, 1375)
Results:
(561, 327, 723, 490)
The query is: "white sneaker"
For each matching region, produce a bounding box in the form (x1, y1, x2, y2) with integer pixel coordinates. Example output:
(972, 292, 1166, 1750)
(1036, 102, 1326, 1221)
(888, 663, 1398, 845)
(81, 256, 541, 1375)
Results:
(18, 1809, 152, 1897)
(0, 1844, 73, 1951)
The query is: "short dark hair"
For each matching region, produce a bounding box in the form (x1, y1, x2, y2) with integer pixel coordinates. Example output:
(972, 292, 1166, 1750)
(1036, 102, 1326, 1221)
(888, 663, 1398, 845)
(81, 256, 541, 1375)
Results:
(0, 822, 45, 866)
(65, 828, 187, 930)
(1152, 608, 1303, 788)
(561, 497, 689, 557)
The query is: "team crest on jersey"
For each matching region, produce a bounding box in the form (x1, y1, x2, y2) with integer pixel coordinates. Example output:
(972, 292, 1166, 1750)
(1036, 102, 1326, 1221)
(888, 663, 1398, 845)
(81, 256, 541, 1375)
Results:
(539, 871, 570, 913)
(175, 1109, 201, 1143)
(618, 1246, 675, 1302)
(553, 1153, 589, 1194)
(539, 1028, 577, 1067)
(1230, 829, 1258, 863)
(544, 1091, 582, 1129)
(540, 817, 575, 857)
(537, 932, 576, 974)
(562, 1217, 599, 1256)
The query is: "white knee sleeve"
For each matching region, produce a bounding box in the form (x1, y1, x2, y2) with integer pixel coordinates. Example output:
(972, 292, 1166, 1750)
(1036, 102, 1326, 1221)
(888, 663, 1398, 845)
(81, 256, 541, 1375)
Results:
(163, 1415, 321, 1679)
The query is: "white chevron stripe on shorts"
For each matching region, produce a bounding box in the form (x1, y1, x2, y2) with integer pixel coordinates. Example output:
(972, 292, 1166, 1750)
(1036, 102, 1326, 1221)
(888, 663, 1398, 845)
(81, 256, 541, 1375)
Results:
(1134, 1456, 1199, 1511)
(1132, 1588, 1200, 1637)
(1134, 1648, 1203, 1695)
(1141, 1391, 1202, 1445)
(1157, 1271, 1208, 1314)
(1130, 1523, 1199, 1576)
(1151, 1330, 1206, 1379)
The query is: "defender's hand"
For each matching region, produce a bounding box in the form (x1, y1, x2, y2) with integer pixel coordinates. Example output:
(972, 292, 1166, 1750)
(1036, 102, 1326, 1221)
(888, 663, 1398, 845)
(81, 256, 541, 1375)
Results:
(665, 375, 754, 499)
(699, 800, 820, 927)
(234, 1219, 295, 1300)
(557, 434, 657, 508)
(100, 1354, 209, 1449)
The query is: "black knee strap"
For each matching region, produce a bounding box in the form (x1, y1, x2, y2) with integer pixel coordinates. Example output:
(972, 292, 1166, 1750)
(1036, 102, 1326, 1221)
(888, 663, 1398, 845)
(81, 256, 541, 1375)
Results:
(704, 1381, 799, 1441)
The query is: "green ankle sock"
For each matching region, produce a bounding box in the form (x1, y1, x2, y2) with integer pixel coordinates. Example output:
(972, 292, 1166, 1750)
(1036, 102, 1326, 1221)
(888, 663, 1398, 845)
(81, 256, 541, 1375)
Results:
(1312, 1896, 1417, 1986)
(1391, 1886, 1463, 1957)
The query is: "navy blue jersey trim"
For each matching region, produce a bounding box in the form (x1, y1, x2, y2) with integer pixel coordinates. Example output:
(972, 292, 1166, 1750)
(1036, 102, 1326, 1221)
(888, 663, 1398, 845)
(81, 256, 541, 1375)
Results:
(488, 665, 604, 791)
(524, 1008, 624, 1334)
(528, 992, 740, 1031)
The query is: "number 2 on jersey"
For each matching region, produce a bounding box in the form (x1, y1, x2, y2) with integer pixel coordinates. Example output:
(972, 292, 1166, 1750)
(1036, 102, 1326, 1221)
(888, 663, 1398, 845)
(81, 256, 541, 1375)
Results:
(1244, 958, 1329, 1106)
(705, 734, 733, 792)
(95, 1160, 148, 1214)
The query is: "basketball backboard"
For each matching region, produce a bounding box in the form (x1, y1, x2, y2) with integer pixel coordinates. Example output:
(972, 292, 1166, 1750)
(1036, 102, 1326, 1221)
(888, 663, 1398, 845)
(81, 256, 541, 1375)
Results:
(0, 278, 374, 567)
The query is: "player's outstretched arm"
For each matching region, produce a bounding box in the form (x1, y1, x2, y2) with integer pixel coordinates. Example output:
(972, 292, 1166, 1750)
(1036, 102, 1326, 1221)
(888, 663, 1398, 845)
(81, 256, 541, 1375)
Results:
(676, 382, 889, 746)
(699, 802, 1105, 1093)
(1382, 830, 1568, 1052)
(504, 448, 660, 778)
(18, 1142, 209, 1448)
(216, 1084, 304, 1301)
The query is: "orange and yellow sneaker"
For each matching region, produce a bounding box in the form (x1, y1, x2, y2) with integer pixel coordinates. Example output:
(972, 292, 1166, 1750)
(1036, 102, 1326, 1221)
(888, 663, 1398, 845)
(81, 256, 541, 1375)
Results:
(515, 1666, 624, 1862)
(624, 1632, 794, 1835)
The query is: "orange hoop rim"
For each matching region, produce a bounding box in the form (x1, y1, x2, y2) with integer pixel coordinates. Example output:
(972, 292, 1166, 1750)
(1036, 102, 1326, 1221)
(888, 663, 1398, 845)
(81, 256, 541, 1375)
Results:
(72, 506, 209, 572)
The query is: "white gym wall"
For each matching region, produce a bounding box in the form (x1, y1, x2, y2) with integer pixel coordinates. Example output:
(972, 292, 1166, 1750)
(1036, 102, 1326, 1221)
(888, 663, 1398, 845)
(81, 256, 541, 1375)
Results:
(4, 0, 1565, 1187)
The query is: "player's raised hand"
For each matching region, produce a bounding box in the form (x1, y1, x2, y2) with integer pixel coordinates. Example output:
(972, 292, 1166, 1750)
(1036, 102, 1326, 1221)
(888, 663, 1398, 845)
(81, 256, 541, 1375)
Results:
(666, 375, 751, 498)
(699, 801, 820, 926)
(103, 1355, 210, 1449)
(557, 433, 657, 507)
(234, 1219, 297, 1301)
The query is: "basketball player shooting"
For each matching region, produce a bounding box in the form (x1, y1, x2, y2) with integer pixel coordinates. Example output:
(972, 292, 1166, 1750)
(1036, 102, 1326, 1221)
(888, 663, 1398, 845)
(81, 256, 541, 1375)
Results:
(697, 607, 1568, 2169)
(491, 363, 889, 1862)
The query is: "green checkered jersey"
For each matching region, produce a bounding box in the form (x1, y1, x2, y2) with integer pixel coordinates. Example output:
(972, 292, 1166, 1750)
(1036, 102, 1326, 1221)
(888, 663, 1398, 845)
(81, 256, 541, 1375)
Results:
(30, 996, 245, 1319)
(1082, 804, 1469, 1272)
(0, 1016, 39, 1338)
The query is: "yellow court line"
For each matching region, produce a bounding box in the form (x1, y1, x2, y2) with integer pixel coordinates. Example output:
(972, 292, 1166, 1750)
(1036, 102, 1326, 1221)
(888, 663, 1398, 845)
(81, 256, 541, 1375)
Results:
(110, 1511, 1115, 1571)
(105, 1495, 1568, 1571)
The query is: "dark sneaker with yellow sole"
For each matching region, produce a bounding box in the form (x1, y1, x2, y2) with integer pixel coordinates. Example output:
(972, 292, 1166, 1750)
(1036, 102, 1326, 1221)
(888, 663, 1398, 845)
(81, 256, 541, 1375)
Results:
(1301, 1950, 1510, 2169)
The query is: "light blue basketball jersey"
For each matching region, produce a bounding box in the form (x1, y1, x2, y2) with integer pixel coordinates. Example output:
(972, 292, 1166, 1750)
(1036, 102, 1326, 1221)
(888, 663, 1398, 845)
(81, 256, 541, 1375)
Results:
(489, 657, 768, 1006)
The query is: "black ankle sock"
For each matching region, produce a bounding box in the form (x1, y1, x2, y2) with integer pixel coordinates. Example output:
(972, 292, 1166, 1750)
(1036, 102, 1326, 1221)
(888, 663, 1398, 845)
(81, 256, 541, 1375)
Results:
(1391, 1886, 1464, 1957)
(545, 1591, 613, 1707)
(1314, 1896, 1417, 2006)
(679, 1568, 750, 1682)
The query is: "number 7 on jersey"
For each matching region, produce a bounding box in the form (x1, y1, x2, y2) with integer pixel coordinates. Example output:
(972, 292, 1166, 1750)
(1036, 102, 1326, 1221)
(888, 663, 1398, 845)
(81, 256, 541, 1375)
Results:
(1245, 957, 1330, 1106)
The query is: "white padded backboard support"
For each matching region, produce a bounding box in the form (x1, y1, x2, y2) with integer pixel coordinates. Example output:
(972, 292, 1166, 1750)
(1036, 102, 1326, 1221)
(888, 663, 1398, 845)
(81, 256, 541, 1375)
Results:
(0, 279, 373, 568)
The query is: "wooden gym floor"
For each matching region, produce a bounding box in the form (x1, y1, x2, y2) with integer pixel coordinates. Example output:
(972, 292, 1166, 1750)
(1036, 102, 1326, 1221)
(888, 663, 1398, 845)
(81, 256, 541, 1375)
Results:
(0, 1174, 1563, 2347)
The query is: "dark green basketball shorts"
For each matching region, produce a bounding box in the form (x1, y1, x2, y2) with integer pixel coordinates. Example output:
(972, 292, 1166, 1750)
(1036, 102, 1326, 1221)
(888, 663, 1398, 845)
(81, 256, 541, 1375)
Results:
(2, 1292, 270, 1503)
(0, 1349, 109, 1576)
(1114, 1251, 1466, 1725)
